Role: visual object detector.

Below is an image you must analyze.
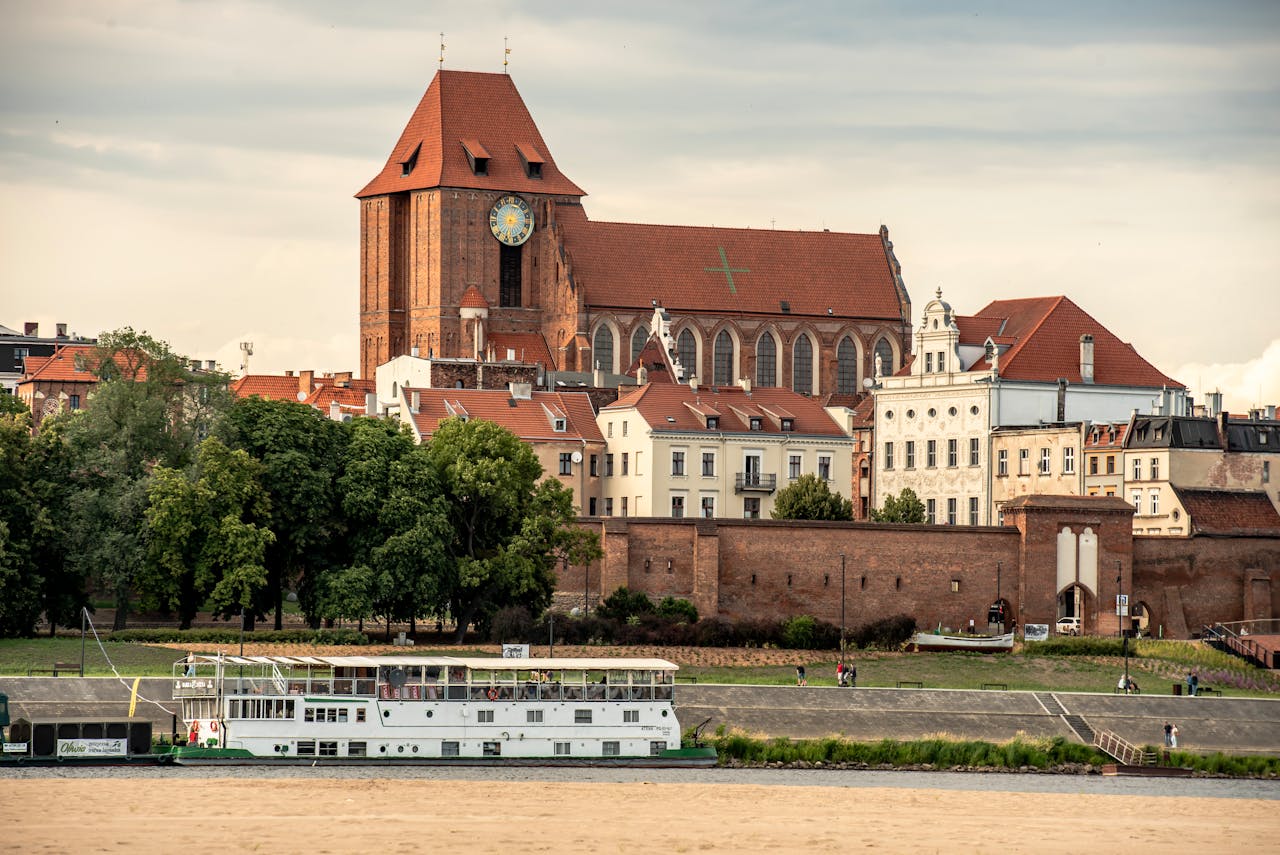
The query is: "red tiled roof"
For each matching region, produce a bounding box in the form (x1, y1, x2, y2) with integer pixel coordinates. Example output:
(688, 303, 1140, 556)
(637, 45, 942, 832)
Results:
(626, 333, 679, 383)
(960, 296, 1183, 388)
(1084, 421, 1129, 448)
(231, 375, 310, 402)
(357, 71, 585, 198)
(487, 331, 554, 367)
(1172, 489, 1280, 536)
(460, 285, 490, 309)
(407, 388, 604, 442)
(559, 218, 902, 320)
(304, 384, 372, 413)
(604, 384, 847, 437)
(21, 345, 128, 383)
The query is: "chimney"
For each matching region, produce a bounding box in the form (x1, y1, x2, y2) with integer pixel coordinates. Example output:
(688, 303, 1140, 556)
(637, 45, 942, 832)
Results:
(56, 323, 67, 339)
(636, 364, 648, 385)
(365, 392, 378, 416)
(24, 322, 37, 337)
(1207, 390, 1223, 417)
(689, 377, 699, 393)
(593, 364, 605, 388)
(1056, 378, 1068, 422)
(299, 370, 314, 395)
(1268, 405, 1277, 421)
(1079, 335, 1094, 384)
(329, 400, 341, 421)
(411, 390, 421, 413)
(411, 345, 420, 358)
(508, 382, 532, 400)
(205, 359, 216, 371)
(1220, 411, 1229, 443)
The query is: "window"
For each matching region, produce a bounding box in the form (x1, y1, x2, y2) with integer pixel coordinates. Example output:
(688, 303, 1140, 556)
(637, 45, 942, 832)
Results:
(671, 495, 685, 518)
(701, 496, 715, 518)
(590, 454, 598, 477)
(554, 742, 571, 756)
(706, 416, 719, 430)
(559, 453, 573, 475)
(477, 709, 494, 723)
(297, 740, 316, 756)
(1089, 455, 1098, 475)
(1018, 448, 1030, 476)
(575, 709, 592, 724)
(836, 337, 858, 394)
(925, 352, 933, 373)
(947, 439, 958, 468)
(970, 438, 979, 466)
(1106, 455, 1115, 474)
(671, 450, 685, 476)
(906, 441, 916, 469)
(743, 497, 760, 519)
(1039, 448, 1051, 475)
(1150, 490, 1159, 515)
(789, 454, 802, 479)
(1150, 458, 1159, 480)
(951, 580, 960, 593)
(624, 709, 639, 723)
(1132, 457, 1142, 481)
(926, 498, 936, 524)
(926, 440, 937, 468)
(1264, 461, 1270, 484)
(781, 418, 794, 432)
(1063, 447, 1075, 474)
(884, 442, 894, 470)
(589, 497, 597, 515)
(969, 496, 979, 525)
(650, 741, 667, 756)
(441, 741, 460, 757)
(792, 335, 813, 394)
(998, 449, 1008, 476)
(1131, 490, 1141, 513)
(483, 742, 501, 756)
(527, 709, 543, 723)
(947, 497, 957, 525)
(873, 338, 894, 376)
(607, 422, 613, 438)
(937, 351, 945, 372)
(756, 333, 777, 387)
(714, 330, 735, 386)
(604, 497, 613, 516)
(817, 455, 832, 480)
(592, 326, 614, 373)
(749, 417, 763, 431)
(622, 421, 628, 437)
(603, 741, 621, 757)
(69, 394, 80, 410)
(630, 325, 648, 365)
(348, 741, 367, 757)
(620, 497, 628, 517)
(677, 329, 698, 379)
(553, 418, 566, 432)
(702, 452, 715, 477)
(605, 454, 614, 476)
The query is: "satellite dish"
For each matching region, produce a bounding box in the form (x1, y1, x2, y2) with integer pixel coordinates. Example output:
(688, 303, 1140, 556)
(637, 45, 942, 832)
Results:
(571, 451, 583, 463)
(296, 391, 307, 401)
(862, 378, 875, 389)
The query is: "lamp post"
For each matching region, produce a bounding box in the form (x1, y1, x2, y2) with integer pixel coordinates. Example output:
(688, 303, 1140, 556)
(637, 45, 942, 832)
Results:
(1117, 561, 1129, 690)
(839, 553, 846, 659)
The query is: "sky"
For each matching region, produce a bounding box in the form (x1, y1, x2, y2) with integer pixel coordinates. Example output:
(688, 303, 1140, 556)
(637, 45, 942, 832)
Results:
(2, 1, 1278, 412)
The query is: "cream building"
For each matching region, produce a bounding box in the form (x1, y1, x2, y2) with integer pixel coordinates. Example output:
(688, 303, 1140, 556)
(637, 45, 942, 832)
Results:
(990, 424, 1085, 523)
(597, 381, 854, 519)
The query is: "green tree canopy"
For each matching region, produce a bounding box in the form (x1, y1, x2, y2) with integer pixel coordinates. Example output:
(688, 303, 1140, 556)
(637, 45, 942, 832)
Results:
(0, 413, 45, 636)
(870, 487, 927, 523)
(770, 473, 854, 521)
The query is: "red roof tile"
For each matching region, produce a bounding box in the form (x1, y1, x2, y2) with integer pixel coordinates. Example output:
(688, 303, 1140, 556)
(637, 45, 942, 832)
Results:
(486, 331, 554, 367)
(960, 296, 1182, 388)
(21, 345, 131, 383)
(357, 71, 585, 198)
(604, 384, 847, 437)
(460, 285, 490, 309)
(560, 218, 902, 320)
(304, 384, 372, 413)
(231, 375, 311, 402)
(407, 388, 604, 442)
(1172, 489, 1280, 536)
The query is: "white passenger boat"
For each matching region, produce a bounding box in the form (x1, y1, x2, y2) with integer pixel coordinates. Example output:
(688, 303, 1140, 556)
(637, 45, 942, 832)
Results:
(907, 632, 1015, 653)
(171, 653, 715, 766)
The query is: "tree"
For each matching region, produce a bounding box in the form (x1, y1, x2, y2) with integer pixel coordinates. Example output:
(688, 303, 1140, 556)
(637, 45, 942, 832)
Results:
(0, 413, 44, 636)
(870, 487, 927, 523)
(0, 389, 28, 416)
(770, 473, 854, 521)
(424, 417, 602, 642)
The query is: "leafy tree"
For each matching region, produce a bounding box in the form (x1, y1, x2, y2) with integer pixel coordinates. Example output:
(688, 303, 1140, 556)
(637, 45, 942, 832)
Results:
(870, 487, 927, 524)
(424, 417, 602, 643)
(142, 437, 274, 628)
(0, 388, 28, 416)
(0, 413, 44, 636)
(770, 473, 854, 521)
(217, 397, 348, 629)
(597, 587, 656, 622)
(656, 596, 699, 624)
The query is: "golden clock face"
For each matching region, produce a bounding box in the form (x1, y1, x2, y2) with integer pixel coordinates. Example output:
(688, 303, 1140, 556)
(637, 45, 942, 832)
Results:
(489, 195, 534, 246)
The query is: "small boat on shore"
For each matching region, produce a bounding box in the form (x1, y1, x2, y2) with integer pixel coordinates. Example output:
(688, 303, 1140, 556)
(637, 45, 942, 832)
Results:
(907, 631, 1015, 653)
(170, 653, 716, 767)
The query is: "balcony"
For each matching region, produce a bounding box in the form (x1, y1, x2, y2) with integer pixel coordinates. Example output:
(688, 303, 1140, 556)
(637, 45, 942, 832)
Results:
(735, 472, 777, 494)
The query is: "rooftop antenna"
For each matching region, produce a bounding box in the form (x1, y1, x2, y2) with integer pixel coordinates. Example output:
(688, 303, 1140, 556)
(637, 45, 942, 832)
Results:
(438, 33, 445, 70)
(238, 341, 254, 376)
(503, 37, 511, 73)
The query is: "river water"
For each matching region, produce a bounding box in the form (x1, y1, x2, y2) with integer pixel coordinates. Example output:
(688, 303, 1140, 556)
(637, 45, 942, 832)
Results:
(6, 765, 1277, 799)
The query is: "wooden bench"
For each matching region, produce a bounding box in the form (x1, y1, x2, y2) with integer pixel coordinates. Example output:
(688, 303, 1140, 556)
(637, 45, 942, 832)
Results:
(27, 662, 82, 676)
(982, 682, 1008, 691)
(1196, 686, 1222, 697)
(896, 680, 924, 689)
(1113, 686, 1141, 695)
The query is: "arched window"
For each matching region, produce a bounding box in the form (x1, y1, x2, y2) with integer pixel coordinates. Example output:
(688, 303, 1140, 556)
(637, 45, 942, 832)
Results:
(792, 335, 813, 394)
(593, 325, 614, 373)
(713, 330, 735, 386)
(873, 337, 894, 377)
(756, 333, 777, 387)
(837, 336, 858, 394)
(677, 329, 698, 380)
(630, 325, 648, 366)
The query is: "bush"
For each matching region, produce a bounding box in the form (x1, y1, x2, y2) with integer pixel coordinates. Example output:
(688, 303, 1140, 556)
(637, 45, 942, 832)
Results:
(489, 606, 535, 643)
(849, 614, 916, 650)
(657, 597, 699, 624)
(693, 617, 737, 647)
(107, 628, 370, 645)
(595, 587, 655, 622)
(1023, 636, 1124, 657)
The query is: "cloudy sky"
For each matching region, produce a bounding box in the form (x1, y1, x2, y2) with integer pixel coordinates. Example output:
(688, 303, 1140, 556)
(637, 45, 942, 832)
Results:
(3, 1, 1278, 411)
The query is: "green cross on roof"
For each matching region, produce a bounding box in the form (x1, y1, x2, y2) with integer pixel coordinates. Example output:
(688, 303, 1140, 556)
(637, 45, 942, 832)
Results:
(703, 246, 748, 295)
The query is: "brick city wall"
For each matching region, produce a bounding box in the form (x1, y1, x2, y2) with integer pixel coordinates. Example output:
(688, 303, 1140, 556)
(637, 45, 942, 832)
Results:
(559, 495, 1278, 639)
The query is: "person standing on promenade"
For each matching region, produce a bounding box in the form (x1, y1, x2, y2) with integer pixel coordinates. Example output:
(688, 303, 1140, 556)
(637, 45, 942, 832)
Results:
(836, 662, 845, 687)
(1171, 723, 1180, 748)
(796, 665, 806, 686)
(848, 664, 857, 688)
(1163, 722, 1173, 747)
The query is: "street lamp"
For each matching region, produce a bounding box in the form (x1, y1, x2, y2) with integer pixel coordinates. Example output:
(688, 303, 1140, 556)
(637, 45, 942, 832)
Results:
(839, 553, 846, 659)
(1117, 561, 1129, 691)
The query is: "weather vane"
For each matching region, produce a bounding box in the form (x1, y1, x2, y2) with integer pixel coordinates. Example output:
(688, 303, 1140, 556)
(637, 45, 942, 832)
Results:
(504, 37, 511, 74)
(439, 33, 445, 70)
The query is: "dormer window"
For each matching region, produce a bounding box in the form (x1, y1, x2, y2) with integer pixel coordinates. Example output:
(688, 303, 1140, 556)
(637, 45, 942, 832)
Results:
(401, 143, 421, 177)
(781, 418, 794, 432)
(460, 139, 491, 176)
(749, 417, 763, 431)
(553, 417, 567, 432)
(516, 143, 544, 180)
(706, 416, 719, 430)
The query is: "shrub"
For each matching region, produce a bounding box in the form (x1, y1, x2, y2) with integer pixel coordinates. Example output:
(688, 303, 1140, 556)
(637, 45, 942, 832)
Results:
(1022, 636, 1124, 657)
(850, 614, 916, 650)
(488, 606, 535, 643)
(595, 587, 655, 622)
(657, 597, 699, 624)
(781, 615, 841, 650)
(106, 628, 370, 645)
(694, 617, 736, 647)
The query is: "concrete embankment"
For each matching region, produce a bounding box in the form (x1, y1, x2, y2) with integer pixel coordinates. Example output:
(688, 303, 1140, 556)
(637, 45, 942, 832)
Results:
(3, 678, 1277, 756)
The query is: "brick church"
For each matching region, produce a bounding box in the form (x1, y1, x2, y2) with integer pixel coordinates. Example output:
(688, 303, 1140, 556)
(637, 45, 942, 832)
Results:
(357, 70, 912, 401)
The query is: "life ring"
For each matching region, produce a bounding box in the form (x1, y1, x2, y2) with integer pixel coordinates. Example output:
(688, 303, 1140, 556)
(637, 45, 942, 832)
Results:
(209, 720, 219, 732)
(486, 687, 499, 701)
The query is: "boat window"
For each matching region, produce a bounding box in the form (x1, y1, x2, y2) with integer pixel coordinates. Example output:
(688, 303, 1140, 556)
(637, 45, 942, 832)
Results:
(624, 710, 639, 723)
(554, 742, 571, 756)
(575, 709, 592, 724)
(650, 741, 667, 756)
(298, 741, 316, 756)
(356, 708, 366, 723)
(348, 741, 367, 757)
(602, 741, 620, 757)
(319, 741, 338, 757)
(441, 741, 460, 757)
(483, 742, 501, 757)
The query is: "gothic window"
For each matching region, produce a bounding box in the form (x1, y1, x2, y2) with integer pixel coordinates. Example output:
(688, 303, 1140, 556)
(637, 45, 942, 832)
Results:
(713, 330, 734, 386)
(792, 335, 813, 394)
(873, 337, 894, 376)
(755, 332, 777, 387)
(593, 325, 614, 373)
(677, 329, 698, 380)
(499, 243, 521, 307)
(836, 336, 858, 394)
(630, 325, 648, 366)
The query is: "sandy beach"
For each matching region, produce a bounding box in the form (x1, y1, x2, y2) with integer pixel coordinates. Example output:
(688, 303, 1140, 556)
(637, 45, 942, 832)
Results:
(3, 778, 1276, 854)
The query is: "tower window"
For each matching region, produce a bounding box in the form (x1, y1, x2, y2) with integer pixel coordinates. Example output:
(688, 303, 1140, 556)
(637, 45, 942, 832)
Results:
(500, 243, 522, 307)
(401, 143, 421, 177)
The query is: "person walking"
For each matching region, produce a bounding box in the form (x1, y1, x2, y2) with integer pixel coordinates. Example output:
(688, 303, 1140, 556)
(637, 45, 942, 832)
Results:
(848, 664, 857, 688)
(796, 665, 807, 686)
(1163, 722, 1173, 747)
(836, 662, 845, 687)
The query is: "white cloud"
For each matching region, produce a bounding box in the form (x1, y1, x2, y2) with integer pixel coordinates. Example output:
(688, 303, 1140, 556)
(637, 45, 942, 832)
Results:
(1173, 338, 1280, 415)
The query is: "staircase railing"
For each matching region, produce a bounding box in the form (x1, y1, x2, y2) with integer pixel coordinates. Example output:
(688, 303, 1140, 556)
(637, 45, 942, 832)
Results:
(1204, 621, 1278, 669)
(1093, 729, 1156, 766)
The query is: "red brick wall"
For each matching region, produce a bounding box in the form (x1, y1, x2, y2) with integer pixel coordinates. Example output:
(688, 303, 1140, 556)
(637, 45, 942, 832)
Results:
(1134, 536, 1280, 634)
